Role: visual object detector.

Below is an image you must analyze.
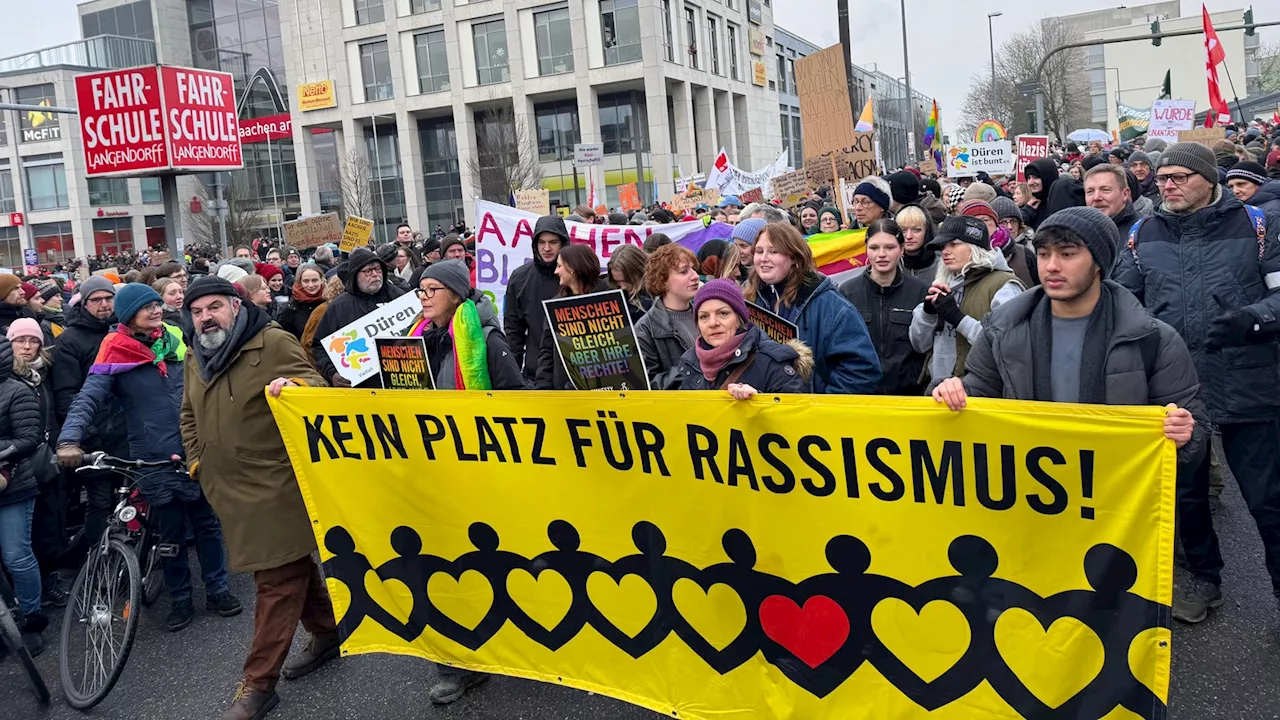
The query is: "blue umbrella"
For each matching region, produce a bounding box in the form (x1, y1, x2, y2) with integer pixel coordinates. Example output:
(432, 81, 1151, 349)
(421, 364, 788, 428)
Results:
(1067, 128, 1111, 143)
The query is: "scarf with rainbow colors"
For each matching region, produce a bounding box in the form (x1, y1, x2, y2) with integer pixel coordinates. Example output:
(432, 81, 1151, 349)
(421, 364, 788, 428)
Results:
(449, 299, 491, 390)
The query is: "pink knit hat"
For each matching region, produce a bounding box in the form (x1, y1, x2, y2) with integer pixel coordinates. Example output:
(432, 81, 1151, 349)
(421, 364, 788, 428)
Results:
(6, 318, 43, 343)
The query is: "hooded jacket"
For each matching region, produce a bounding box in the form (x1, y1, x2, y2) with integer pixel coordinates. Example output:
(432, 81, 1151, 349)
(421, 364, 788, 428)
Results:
(840, 268, 930, 395)
(1022, 158, 1085, 229)
(421, 293, 525, 390)
(1114, 186, 1280, 423)
(673, 325, 812, 393)
(910, 193, 949, 224)
(962, 281, 1208, 469)
(1248, 180, 1280, 215)
(0, 338, 41, 507)
(50, 304, 128, 455)
(309, 246, 406, 386)
(0, 302, 33, 337)
(753, 273, 882, 394)
(505, 216, 569, 379)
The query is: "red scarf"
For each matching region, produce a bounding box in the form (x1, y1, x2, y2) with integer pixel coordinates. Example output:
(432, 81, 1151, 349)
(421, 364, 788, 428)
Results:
(292, 280, 324, 304)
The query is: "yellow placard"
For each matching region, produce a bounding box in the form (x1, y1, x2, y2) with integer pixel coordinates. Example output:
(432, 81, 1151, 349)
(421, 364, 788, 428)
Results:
(339, 215, 374, 253)
(269, 390, 1176, 720)
(298, 80, 337, 112)
(752, 61, 768, 87)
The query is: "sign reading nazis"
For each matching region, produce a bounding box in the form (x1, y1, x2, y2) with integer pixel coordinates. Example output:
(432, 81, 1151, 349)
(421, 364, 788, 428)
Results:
(269, 390, 1177, 720)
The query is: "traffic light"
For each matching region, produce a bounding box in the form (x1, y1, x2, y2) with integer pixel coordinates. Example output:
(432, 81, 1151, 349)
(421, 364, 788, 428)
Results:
(1151, 20, 1161, 46)
(1244, 8, 1255, 36)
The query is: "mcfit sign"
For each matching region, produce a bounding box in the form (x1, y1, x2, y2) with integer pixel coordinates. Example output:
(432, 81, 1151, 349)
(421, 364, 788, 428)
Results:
(74, 64, 244, 177)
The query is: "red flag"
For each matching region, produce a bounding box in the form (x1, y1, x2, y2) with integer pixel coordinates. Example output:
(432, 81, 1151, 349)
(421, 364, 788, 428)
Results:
(1202, 4, 1231, 127)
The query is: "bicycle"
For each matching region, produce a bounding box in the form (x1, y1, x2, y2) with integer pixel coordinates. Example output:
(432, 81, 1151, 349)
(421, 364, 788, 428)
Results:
(59, 451, 185, 710)
(0, 445, 51, 707)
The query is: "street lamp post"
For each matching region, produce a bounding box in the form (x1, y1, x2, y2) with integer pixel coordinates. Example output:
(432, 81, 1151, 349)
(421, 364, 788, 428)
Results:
(899, 0, 915, 159)
(988, 12, 1002, 120)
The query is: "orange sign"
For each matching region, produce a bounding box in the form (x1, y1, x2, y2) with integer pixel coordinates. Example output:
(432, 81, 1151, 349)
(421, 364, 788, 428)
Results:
(618, 183, 641, 211)
(752, 61, 767, 87)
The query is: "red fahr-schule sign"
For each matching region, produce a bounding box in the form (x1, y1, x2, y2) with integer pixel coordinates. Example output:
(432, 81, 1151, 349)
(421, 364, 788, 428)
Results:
(75, 64, 243, 177)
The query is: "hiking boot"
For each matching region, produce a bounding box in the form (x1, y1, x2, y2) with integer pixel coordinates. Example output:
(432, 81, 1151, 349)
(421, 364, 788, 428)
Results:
(428, 670, 489, 705)
(167, 598, 195, 632)
(221, 682, 279, 720)
(42, 574, 67, 609)
(1173, 576, 1223, 623)
(282, 632, 341, 680)
(206, 591, 243, 618)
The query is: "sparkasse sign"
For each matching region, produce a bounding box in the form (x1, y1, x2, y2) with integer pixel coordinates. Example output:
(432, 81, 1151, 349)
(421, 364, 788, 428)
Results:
(75, 64, 243, 177)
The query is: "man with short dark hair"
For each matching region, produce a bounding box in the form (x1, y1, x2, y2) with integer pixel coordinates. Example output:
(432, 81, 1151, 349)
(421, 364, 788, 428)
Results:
(1114, 141, 1280, 623)
(395, 223, 414, 246)
(234, 245, 254, 260)
(505, 216, 568, 379)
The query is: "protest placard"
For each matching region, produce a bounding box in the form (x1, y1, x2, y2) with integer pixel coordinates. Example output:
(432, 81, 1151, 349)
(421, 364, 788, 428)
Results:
(322, 291, 423, 385)
(738, 187, 763, 204)
(283, 213, 343, 250)
(148, 251, 171, 267)
(1015, 135, 1049, 182)
(747, 302, 798, 343)
(617, 183, 641, 211)
(945, 141, 1015, 178)
(795, 44, 857, 160)
(1177, 127, 1225, 146)
(339, 216, 375, 253)
(669, 187, 720, 214)
(804, 132, 876, 189)
(542, 290, 649, 391)
(515, 189, 551, 216)
(375, 337, 434, 390)
(1149, 99, 1195, 143)
(770, 169, 810, 207)
(92, 266, 119, 278)
(919, 155, 938, 176)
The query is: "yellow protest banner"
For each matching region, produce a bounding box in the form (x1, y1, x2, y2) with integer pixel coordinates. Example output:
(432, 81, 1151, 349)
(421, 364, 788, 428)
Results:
(269, 390, 1175, 720)
(339, 215, 374, 253)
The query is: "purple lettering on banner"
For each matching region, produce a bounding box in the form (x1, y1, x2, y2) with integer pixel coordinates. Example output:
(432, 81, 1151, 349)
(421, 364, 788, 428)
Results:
(477, 248, 498, 284)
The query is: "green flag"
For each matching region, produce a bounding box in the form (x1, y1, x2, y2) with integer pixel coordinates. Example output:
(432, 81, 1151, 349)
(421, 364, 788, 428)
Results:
(1159, 70, 1171, 100)
(1117, 102, 1150, 141)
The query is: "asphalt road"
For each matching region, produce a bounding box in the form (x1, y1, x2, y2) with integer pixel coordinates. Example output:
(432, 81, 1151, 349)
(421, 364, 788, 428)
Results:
(4, 480, 1278, 720)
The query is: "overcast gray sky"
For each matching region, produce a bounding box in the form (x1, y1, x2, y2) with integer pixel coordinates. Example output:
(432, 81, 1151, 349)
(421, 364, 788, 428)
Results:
(0, 0, 1274, 138)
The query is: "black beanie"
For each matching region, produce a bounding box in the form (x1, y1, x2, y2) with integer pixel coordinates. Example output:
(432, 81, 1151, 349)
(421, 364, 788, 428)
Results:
(1035, 207, 1118, 279)
(183, 275, 241, 309)
(1226, 161, 1268, 187)
(887, 171, 921, 205)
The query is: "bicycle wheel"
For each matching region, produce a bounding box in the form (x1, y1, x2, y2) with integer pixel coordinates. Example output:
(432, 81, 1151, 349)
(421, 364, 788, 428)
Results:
(59, 537, 142, 710)
(0, 605, 51, 706)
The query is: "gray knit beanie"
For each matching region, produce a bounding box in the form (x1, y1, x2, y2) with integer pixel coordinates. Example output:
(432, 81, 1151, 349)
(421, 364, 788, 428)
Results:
(990, 196, 1022, 222)
(1035, 207, 1118, 279)
(422, 259, 471, 301)
(1156, 142, 1218, 186)
(1128, 151, 1152, 167)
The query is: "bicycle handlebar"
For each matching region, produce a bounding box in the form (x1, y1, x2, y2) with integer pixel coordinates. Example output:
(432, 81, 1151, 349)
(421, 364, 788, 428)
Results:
(77, 451, 187, 474)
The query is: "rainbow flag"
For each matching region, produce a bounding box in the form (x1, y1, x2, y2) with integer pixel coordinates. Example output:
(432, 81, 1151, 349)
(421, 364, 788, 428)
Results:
(854, 98, 874, 133)
(923, 100, 942, 170)
(807, 228, 867, 285)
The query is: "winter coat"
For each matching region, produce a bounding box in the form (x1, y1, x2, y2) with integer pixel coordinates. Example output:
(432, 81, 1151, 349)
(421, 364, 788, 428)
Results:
(753, 273, 882, 394)
(1021, 158, 1085, 229)
(911, 193, 949, 224)
(634, 298, 698, 390)
(181, 324, 326, 573)
(505, 218, 569, 379)
(1109, 202, 1142, 240)
(962, 281, 1208, 468)
(421, 294, 526, 390)
(1002, 243, 1039, 289)
(840, 268, 930, 395)
(15, 353, 58, 483)
(50, 304, 127, 455)
(1114, 188, 1280, 424)
(902, 249, 941, 282)
(1250, 180, 1280, 215)
(276, 297, 325, 340)
(674, 325, 811, 393)
(309, 247, 406, 387)
(0, 303, 33, 336)
(58, 326, 198, 506)
(534, 279, 609, 390)
(0, 339, 41, 508)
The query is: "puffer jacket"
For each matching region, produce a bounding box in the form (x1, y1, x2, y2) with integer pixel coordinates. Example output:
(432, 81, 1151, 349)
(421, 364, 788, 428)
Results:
(839, 268, 929, 395)
(50, 304, 127, 455)
(0, 338, 41, 507)
(309, 247, 406, 387)
(505, 215, 569, 379)
(634, 298, 697, 390)
(674, 325, 811, 393)
(1250, 180, 1280, 215)
(753, 273, 882, 394)
(1113, 187, 1280, 423)
(0, 302, 33, 336)
(421, 293, 525, 390)
(962, 281, 1208, 469)
(58, 325, 198, 506)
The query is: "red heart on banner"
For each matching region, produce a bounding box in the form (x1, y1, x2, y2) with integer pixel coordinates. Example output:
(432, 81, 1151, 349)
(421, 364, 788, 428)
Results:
(759, 595, 850, 669)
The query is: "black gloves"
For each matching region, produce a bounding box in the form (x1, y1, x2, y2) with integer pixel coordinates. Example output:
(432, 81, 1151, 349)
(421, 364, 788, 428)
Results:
(1206, 308, 1260, 350)
(932, 292, 967, 328)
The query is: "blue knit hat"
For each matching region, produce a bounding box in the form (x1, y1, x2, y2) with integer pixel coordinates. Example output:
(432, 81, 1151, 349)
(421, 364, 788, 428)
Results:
(113, 283, 162, 326)
(731, 218, 767, 246)
(853, 182, 891, 212)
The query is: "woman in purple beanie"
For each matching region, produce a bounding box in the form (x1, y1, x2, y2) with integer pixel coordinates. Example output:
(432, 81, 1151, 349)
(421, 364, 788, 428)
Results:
(673, 279, 810, 398)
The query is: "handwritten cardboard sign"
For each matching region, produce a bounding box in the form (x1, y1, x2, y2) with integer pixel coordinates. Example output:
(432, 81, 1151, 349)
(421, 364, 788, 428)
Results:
(339, 215, 375, 254)
(1177, 127, 1225, 146)
(770, 169, 810, 207)
(795, 44, 857, 160)
(515, 189, 551, 216)
(283, 213, 342, 250)
(669, 187, 720, 215)
(804, 132, 876, 189)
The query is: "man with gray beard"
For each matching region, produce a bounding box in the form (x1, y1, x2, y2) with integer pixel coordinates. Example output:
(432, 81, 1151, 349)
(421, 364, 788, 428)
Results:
(178, 276, 338, 720)
(308, 246, 405, 388)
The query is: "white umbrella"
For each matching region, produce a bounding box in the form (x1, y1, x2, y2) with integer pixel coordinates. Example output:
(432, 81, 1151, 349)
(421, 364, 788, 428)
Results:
(1067, 128, 1111, 143)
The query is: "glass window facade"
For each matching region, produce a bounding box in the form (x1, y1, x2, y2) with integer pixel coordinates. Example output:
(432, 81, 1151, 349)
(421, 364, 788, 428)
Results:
(81, 0, 154, 40)
(776, 55, 786, 93)
(707, 16, 719, 75)
(662, 0, 674, 62)
(601, 0, 641, 66)
(31, 221, 74, 264)
(354, 0, 384, 25)
(473, 20, 509, 85)
(685, 8, 697, 69)
(0, 226, 19, 270)
(599, 92, 648, 156)
(0, 170, 13, 214)
(535, 100, 580, 162)
(410, 0, 441, 12)
(727, 24, 738, 80)
(414, 30, 450, 93)
(89, 177, 130, 206)
(360, 40, 394, 100)
(93, 217, 135, 257)
(25, 164, 68, 210)
(418, 118, 464, 229)
(364, 124, 406, 244)
(535, 8, 573, 76)
(140, 177, 162, 203)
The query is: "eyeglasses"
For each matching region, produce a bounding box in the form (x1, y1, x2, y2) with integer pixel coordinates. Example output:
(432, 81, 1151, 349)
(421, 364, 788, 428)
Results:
(998, 218, 1021, 229)
(84, 295, 113, 305)
(851, 199, 878, 208)
(1154, 173, 1192, 187)
(414, 285, 445, 298)
(358, 265, 383, 277)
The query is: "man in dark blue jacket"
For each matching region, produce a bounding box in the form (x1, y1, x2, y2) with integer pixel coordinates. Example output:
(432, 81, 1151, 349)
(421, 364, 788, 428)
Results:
(1114, 141, 1280, 624)
(55, 284, 242, 632)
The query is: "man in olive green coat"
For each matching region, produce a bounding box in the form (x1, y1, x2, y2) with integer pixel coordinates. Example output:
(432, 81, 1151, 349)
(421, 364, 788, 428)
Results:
(179, 276, 338, 720)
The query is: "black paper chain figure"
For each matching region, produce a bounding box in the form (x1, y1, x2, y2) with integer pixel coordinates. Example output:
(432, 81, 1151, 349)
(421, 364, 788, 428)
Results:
(320, 521, 1168, 720)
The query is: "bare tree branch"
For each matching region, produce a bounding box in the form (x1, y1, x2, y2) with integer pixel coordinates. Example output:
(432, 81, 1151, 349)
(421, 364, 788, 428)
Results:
(466, 106, 543, 202)
(1259, 40, 1280, 94)
(184, 173, 264, 250)
(337, 148, 374, 221)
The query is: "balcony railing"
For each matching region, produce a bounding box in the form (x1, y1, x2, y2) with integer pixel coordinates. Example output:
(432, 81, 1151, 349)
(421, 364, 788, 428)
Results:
(0, 35, 156, 74)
